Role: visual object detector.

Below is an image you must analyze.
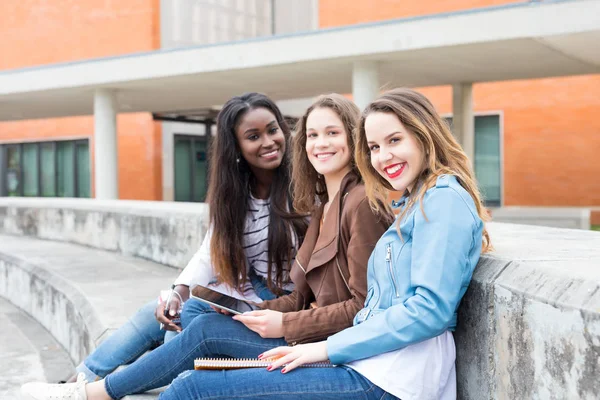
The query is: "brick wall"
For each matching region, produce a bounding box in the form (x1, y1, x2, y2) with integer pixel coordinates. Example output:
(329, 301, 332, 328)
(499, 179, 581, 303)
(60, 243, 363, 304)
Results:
(320, 0, 600, 208)
(319, 0, 523, 27)
(0, 0, 162, 200)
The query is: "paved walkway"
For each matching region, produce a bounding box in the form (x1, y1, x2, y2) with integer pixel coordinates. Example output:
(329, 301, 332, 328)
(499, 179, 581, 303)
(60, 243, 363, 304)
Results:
(0, 297, 73, 399)
(0, 235, 181, 399)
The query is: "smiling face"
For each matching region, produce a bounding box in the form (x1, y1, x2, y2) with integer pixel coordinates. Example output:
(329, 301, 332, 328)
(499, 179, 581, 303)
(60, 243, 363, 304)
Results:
(234, 107, 285, 175)
(365, 111, 425, 193)
(305, 107, 352, 181)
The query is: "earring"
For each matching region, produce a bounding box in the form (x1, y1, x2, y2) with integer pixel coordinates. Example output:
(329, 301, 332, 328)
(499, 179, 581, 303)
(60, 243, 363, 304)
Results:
(236, 157, 240, 163)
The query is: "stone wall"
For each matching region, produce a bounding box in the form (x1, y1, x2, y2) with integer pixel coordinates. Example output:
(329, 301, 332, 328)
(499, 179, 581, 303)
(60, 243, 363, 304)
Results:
(0, 198, 209, 269)
(456, 223, 600, 399)
(490, 207, 591, 230)
(1, 198, 598, 399)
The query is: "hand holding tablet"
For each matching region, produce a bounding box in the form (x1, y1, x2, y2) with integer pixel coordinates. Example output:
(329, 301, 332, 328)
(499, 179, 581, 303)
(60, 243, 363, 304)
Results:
(190, 285, 259, 315)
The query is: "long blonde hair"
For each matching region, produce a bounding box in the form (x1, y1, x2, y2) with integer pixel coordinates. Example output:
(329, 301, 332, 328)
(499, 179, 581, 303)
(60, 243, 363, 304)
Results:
(291, 94, 362, 213)
(355, 88, 492, 253)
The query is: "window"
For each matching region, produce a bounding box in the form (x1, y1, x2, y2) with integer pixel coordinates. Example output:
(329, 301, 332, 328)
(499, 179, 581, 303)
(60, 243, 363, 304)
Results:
(1, 139, 90, 198)
(445, 115, 502, 207)
(174, 134, 210, 202)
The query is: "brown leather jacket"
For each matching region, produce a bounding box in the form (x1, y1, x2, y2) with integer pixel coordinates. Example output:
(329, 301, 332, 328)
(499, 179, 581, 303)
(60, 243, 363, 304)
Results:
(260, 172, 392, 344)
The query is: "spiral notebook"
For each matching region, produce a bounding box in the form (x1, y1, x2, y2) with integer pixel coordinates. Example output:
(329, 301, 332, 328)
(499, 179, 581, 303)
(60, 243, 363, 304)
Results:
(194, 357, 334, 370)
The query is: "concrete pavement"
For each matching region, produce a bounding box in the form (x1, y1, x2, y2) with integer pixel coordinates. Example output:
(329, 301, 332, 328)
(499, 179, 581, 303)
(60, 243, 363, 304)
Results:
(0, 297, 73, 399)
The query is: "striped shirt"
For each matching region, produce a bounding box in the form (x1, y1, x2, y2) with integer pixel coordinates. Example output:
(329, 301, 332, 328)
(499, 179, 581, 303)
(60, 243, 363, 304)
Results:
(175, 194, 297, 301)
(244, 195, 295, 291)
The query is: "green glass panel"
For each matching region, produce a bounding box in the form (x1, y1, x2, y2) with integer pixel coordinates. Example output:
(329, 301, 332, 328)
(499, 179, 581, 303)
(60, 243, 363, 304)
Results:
(40, 143, 56, 197)
(474, 115, 501, 206)
(76, 143, 91, 198)
(57, 141, 75, 197)
(174, 138, 192, 201)
(22, 143, 39, 197)
(441, 115, 501, 206)
(6, 146, 21, 196)
(193, 139, 208, 202)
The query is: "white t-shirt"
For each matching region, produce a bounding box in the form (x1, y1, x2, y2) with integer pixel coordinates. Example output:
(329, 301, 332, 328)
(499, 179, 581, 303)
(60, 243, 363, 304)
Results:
(174, 195, 295, 302)
(345, 331, 456, 400)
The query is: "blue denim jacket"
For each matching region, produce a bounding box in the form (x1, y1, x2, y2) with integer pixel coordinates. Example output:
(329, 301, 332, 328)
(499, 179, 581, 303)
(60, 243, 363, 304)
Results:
(327, 175, 483, 365)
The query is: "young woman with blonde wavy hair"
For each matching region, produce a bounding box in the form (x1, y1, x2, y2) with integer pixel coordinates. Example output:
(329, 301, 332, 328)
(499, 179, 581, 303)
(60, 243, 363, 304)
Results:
(144, 88, 490, 400)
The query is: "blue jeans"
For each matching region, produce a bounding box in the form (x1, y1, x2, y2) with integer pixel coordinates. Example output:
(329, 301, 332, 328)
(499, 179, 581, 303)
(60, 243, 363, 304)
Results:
(76, 300, 178, 381)
(180, 297, 217, 329)
(159, 366, 399, 400)
(103, 312, 288, 399)
(248, 269, 280, 301)
(78, 277, 281, 382)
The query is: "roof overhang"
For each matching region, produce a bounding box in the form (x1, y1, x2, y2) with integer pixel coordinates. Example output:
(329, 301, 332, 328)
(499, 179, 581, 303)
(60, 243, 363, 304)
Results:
(1, 0, 599, 121)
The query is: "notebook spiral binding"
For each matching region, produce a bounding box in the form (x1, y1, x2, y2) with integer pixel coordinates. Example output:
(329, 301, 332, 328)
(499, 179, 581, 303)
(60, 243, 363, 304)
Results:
(194, 357, 333, 370)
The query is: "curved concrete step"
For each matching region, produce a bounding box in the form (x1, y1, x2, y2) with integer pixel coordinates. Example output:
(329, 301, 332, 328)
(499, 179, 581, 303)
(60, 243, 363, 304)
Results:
(0, 234, 180, 367)
(0, 297, 73, 398)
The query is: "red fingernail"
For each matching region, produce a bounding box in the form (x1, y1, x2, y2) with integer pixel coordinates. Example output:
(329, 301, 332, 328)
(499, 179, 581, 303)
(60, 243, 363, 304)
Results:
(266, 365, 273, 371)
(258, 353, 264, 359)
(281, 368, 287, 374)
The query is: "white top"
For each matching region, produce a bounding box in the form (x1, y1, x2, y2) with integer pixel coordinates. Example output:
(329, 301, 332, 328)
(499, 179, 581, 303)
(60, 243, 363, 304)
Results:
(345, 331, 456, 400)
(174, 195, 295, 302)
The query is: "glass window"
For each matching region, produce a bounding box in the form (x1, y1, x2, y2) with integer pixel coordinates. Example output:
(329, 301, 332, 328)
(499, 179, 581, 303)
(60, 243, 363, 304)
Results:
(174, 135, 210, 202)
(22, 143, 39, 197)
(40, 143, 56, 197)
(445, 115, 502, 206)
(76, 143, 90, 198)
(2, 139, 90, 198)
(57, 141, 76, 197)
(193, 139, 208, 202)
(6, 145, 21, 197)
(174, 137, 192, 202)
(474, 116, 501, 207)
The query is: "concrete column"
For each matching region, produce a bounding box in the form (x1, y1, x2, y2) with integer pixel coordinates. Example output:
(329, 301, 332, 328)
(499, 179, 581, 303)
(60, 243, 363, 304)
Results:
(452, 83, 475, 163)
(94, 89, 119, 199)
(352, 61, 380, 110)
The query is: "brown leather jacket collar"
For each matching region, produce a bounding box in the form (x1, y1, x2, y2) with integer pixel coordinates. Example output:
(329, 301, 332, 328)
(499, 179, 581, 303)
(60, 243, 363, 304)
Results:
(295, 171, 361, 275)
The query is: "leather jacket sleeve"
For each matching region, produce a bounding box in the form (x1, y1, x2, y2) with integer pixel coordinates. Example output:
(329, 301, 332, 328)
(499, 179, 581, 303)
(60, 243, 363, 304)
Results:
(258, 290, 300, 313)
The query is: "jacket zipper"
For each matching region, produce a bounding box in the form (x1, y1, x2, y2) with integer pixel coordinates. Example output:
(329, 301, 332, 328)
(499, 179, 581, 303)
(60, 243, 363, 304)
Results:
(386, 244, 400, 298)
(336, 256, 351, 294)
(297, 259, 306, 273)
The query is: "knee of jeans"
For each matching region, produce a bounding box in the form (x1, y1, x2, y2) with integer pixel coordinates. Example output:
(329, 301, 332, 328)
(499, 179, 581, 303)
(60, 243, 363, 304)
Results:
(180, 300, 213, 328)
(159, 370, 194, 400)
(180, 314, 224, 353)
(130, 300, 160, 329)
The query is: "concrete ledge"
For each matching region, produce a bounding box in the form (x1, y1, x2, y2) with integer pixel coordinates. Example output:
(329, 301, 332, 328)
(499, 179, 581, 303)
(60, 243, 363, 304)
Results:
(456, 223, 600, 399)
(0, 197, 209, 269)
(0, 235, 177, 366)
(1, 199, 599, 399)
(490, 206, 591, 230)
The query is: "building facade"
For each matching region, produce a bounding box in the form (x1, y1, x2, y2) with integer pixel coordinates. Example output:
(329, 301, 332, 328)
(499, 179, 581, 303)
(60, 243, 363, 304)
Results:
(1, 0, 598, 219)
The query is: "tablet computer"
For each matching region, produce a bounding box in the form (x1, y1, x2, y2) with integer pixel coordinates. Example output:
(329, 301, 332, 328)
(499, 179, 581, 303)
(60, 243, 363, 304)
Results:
(190, 285, 259, 315)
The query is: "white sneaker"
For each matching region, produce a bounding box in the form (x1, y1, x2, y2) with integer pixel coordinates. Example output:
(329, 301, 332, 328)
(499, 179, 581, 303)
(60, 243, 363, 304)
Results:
(21, 373, 88, 400)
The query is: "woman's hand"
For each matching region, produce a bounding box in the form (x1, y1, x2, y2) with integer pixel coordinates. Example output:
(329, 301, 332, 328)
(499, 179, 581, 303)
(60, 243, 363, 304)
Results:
(232, 310, 283, 338)
(155, 300, 181, 332)
(260, 341, 329, 373)
(154, 285, 189, 332)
